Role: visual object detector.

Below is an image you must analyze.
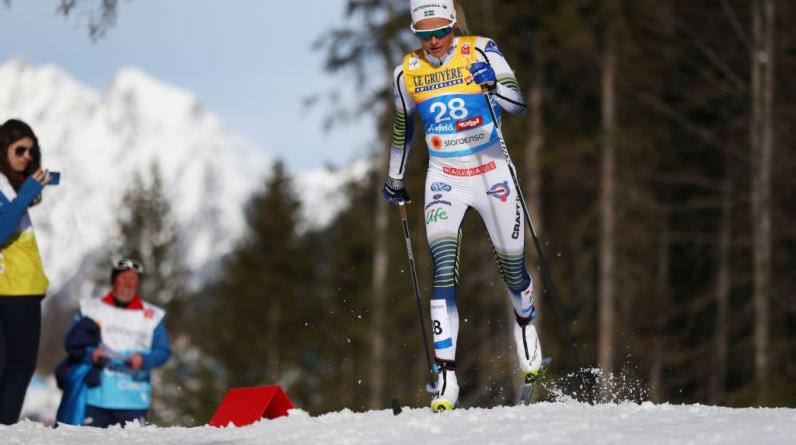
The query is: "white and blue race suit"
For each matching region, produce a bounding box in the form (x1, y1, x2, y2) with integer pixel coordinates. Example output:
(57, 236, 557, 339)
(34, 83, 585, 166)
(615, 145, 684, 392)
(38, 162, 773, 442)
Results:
(388, 35, 542, 370)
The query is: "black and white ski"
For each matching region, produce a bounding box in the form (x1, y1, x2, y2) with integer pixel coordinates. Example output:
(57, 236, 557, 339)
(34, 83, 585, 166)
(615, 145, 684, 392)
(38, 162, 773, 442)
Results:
(518, 356, 552, 405)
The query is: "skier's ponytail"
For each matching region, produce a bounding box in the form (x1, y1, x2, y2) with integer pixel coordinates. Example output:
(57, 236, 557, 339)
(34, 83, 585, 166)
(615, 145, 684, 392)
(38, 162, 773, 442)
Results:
(454, 0, 470, 36)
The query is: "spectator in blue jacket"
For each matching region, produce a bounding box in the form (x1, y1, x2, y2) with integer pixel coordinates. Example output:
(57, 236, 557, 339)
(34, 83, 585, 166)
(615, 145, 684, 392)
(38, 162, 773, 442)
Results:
(57, 259, 171, 427)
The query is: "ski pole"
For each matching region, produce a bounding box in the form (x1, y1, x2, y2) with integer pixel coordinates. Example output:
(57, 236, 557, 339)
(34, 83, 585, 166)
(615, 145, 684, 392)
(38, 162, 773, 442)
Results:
(480, 84, 591, 399)
(398, 201, 439, 393)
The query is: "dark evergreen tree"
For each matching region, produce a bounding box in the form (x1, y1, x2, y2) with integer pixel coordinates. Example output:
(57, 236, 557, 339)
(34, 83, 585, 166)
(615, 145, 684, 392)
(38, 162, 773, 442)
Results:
(112, 162, 186, 307)
(106, 161, 191, 425)
(193, 161, 315, 416)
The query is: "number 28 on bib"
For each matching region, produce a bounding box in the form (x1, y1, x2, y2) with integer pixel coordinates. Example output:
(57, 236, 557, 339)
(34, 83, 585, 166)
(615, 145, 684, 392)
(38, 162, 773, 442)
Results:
(402, 36, 500, 158)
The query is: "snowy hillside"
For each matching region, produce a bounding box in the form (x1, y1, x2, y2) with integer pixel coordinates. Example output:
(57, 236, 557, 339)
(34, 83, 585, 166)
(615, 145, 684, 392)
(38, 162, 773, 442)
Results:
(297, 160, 370, 231)
(2, 402, 795, 444)
(0, 59, 366, 298)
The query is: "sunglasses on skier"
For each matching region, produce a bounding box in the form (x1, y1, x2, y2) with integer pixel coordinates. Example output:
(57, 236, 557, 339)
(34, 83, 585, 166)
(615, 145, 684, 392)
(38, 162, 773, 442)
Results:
(113, 259, 144, 273)
(412, 22, 455, 41)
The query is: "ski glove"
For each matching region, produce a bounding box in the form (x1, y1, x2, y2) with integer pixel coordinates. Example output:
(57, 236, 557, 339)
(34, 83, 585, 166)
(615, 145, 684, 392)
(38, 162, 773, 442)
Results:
(470, 62, 497, 89)
(382, 177, 411, 205)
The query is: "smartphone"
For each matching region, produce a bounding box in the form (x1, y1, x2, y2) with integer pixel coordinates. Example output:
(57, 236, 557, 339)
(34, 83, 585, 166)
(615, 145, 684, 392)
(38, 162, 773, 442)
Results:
(48, 171, 60, 186)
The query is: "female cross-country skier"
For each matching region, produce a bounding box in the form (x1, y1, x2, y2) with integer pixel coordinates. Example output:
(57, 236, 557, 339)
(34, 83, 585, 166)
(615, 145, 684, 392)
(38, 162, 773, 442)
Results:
(382, 0, 544, 411)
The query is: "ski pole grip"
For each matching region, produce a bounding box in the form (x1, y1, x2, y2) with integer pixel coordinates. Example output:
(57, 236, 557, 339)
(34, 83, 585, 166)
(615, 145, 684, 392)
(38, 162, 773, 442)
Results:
(399, 201, 408, 220)
(467, 62, 496, 93)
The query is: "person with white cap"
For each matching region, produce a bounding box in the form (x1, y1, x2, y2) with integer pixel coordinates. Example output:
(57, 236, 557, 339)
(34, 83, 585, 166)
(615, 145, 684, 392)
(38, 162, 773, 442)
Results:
(382, 0, 543, 411)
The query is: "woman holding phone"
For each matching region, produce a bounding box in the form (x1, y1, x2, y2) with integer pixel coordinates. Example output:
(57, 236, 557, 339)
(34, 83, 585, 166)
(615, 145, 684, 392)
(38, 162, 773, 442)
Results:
(0, 119, 52, 424)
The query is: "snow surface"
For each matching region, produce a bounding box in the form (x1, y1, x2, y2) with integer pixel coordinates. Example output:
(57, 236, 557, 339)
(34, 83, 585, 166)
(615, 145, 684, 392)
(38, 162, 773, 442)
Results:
(1, 402, 794, 444)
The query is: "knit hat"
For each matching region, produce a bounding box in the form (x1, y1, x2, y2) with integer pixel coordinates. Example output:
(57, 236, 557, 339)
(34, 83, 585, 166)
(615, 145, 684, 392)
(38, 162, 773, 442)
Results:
(110, 258, 143, 285)
(410, 0, 456, 26)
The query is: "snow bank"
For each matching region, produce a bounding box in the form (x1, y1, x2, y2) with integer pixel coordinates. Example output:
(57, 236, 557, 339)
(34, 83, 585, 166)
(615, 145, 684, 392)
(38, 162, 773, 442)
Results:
(2, 402, 794, 445)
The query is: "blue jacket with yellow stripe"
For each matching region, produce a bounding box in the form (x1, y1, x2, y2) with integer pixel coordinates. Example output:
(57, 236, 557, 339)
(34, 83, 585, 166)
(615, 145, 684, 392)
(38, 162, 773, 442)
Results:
(0, 173, 48, 296)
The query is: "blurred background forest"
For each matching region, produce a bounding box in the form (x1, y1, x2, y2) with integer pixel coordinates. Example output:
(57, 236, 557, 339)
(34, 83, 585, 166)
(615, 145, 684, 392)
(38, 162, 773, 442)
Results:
(23, 0, 795, 426)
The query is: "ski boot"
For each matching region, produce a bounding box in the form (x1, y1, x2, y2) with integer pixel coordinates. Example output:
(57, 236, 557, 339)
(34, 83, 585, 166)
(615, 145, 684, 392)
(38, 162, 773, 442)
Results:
(514, 319, 543, 373)
(431, 361, 459, 412)
(514, 319, 548, 405)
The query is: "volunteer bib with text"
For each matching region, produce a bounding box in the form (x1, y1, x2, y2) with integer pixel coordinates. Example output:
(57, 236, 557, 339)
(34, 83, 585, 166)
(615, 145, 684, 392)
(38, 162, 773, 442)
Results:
(81, 298, 165, 410)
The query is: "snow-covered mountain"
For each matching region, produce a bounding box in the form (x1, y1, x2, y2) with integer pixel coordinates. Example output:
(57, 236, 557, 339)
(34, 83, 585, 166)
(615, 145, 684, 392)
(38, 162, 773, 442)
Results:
(0, 59, 366, 300)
